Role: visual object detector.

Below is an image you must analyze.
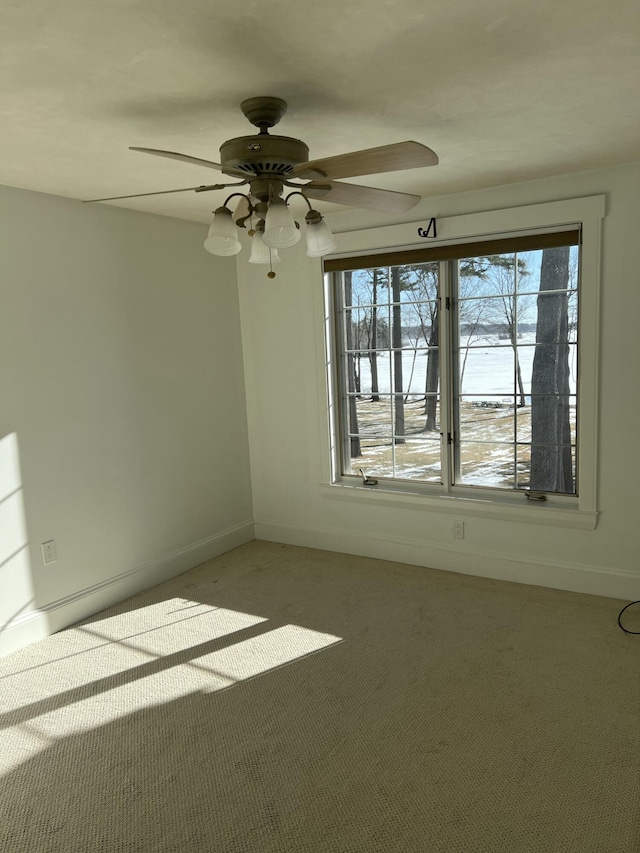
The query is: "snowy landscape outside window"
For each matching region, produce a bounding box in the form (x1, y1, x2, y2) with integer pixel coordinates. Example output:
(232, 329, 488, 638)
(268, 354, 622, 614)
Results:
(328, 231, 580, 496)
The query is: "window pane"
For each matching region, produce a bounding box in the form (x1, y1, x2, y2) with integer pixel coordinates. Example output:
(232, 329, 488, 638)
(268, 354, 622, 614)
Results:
(351, 352, 391, 397)
(528, 444, 576, 494)
(349, 437, 394, 477)
(349, 270, 391, 308)
(403, 394, 440, 435)
(401, 262, 439, 298)
(458, 253, 518, 299)
(459, 441, 516, 488)
(517, 343, 577, 396)
(338, 262, 441, 484)
(388, 349, 434, 395)
(345, 306, 392, 354)
(352, 396, 392, 437)
(529, 395, 576, 447)
(515, 445, 531, 490)
(513, 444, 577, 493)
(455, 244, 578, 494)
(516, 397, 576, 445)
(398, 301, 438, 347)
(529, 291, 574, 340)
(459, 347, 515, 396)
(345, 435, 441, 483)
(505, 247, 580, 298)
(459, 397, 515, 444)
(458, 295, 517, 342)
(393, 437, 442, 482)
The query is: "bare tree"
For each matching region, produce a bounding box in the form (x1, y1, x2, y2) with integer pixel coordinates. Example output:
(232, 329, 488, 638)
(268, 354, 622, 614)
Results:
(344, 271, 361, 459)
(392, 264, 439, 429)
(406, 264, 440, 431)
(457, 295, 490, 389)
(530, 247, 573, 492)
(402, 260, 491, 431)
(483, 254, 532, 407)
(369, 268, 386, 401)
(351, 267, 390, 403)
(567, 250, 579, 341)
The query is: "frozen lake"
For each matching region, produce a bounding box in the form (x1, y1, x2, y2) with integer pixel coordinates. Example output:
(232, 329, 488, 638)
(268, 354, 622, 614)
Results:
(354, 334, 577, 400)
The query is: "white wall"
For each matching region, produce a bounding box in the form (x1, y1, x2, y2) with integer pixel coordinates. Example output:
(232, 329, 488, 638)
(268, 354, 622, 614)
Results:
(238, 162, 640, 600)
(0, 185, 254, 656)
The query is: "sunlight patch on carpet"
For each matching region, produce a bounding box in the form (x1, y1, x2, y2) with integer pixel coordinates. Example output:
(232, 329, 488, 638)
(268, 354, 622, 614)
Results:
(0, 602, 341, 775)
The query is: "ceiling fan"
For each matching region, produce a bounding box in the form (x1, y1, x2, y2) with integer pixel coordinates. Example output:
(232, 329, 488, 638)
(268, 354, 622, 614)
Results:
(86, 97, 438, 270)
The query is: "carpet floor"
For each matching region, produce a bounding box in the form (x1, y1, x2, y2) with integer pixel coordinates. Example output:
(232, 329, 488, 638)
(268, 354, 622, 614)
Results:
(1, 540, 638, 852)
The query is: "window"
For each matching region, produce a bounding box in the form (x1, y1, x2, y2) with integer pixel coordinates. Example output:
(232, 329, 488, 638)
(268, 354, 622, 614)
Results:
(325, 228, 584, 503)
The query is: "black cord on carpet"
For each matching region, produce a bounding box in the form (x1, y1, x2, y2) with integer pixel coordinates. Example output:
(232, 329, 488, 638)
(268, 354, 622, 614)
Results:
(617, 600, 640, 634)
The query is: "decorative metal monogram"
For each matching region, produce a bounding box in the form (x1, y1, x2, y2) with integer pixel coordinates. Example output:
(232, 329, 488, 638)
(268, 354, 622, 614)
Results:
(417, 218, 437, 239)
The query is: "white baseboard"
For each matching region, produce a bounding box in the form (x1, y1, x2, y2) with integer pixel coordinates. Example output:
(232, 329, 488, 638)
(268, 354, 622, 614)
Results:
(0, 520, 255, 658)
(254, 518, 640, 601)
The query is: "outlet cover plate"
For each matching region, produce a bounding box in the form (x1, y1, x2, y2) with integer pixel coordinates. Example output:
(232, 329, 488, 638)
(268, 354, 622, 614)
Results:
(41, 540, 57, 565)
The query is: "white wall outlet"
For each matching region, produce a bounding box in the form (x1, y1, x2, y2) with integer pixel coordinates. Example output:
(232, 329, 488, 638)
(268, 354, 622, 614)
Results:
(453, 521, 465, 540)
(41, 540, 57, 565)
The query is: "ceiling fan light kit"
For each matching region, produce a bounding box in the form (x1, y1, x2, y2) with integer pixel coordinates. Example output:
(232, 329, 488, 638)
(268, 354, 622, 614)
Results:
(204, 206, 242, 256)
(262, 197, 302, 249)
(248, 228, 281, 265)
(304, 212, 338, 257)
(86, 96, 438, 278)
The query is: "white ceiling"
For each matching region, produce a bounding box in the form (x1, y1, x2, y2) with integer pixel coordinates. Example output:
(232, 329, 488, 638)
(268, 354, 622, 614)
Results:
(2, 0, 639, 224)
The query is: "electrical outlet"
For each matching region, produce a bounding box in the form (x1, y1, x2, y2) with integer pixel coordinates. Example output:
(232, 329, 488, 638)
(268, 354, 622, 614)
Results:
(453, 521, 465, 540)
(41, 540, 57, 565)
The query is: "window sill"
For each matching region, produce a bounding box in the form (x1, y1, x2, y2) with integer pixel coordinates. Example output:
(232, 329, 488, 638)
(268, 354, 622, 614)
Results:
(319, 482, 597, 530)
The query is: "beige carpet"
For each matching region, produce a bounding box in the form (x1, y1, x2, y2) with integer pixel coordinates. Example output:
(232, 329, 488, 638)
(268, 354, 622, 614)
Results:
(0, 540, 638, 852)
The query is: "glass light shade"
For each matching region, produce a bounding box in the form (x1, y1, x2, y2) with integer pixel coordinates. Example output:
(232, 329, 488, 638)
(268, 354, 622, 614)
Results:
(204, 207, 242, 256)
(263, 199, 301, 249)
(248, 231, 281, 265)
(305, 217, 337, 257)
(233, 195, 251, 225)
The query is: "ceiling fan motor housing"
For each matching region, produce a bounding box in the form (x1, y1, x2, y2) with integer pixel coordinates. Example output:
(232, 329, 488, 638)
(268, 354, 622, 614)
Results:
(220, 134, 309, 179)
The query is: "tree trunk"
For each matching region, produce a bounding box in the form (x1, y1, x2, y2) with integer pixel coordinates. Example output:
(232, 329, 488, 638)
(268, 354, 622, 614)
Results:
(530, 247, 573, 492)
(391, 267, 405, 443)
(509, 326, 526, 408)
(370, 270, 380, 402)
(515, 355, 526, 408)
(344, 271, 361, 459)
(424, 302, 439, 430)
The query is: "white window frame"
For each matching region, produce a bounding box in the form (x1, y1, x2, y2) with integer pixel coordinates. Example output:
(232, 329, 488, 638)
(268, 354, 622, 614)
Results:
(318, 195, 604, 530)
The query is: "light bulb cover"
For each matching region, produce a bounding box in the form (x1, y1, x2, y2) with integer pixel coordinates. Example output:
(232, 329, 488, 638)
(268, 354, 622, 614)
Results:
(305, 215, 337, 257)
(263, 198, 301, 249)
(249, 230, 281, 264)
(204, 207, 242, 256)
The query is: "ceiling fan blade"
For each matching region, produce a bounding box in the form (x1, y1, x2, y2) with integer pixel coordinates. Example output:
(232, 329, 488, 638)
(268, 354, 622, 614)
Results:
(129, 147, 247, 178)
(303, 180, 422, 213)
(83, 184, 226, 203)
(292, 141, 438, 181)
